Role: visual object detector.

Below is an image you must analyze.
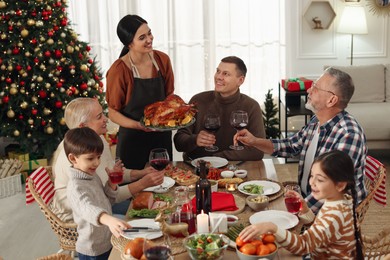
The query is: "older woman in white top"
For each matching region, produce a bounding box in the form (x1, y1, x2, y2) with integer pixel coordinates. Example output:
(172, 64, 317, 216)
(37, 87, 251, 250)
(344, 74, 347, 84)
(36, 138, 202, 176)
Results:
(51, 98, 164, 222)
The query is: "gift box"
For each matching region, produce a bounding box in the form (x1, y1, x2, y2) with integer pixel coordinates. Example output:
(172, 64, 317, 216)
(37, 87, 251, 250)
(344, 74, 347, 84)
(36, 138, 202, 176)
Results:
(22, 158, 48, 173)
(8, 151, 29, 161)
(281, 78, 313, 92)
(0, 173, 22, 199)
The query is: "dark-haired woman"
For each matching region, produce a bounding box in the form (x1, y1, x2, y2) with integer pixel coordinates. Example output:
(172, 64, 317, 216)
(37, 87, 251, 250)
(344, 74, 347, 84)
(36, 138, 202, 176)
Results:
(238, 150, 364, 259)
(106, 14, 174, 169)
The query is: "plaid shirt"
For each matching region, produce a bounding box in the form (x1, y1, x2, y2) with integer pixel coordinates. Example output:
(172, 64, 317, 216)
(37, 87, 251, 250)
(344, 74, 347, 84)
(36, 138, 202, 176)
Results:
(272, 111, 367, 213)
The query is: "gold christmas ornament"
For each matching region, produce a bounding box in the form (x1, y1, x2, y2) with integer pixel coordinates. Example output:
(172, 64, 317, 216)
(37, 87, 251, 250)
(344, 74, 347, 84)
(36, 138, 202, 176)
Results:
(13, 130, 20, 137)
(27, 19, 35, 26)
(9, 87, 18, 95)
(47, 38, 54, 45)
(0, 1, 7, 9)
(80, 64, 88, 71)
(21, 29, 29, 37)
(27, 133, 32, 138)
(1, 33, 6, 40)
(37, 76, 43, 82)
(36, 21, 44, 27)
(7, 65, 13, 71)
(59, 117, 66, 125)
(39, 64, 46, 70)
(46, 126, 54, 134)
(28, 118, 34, 125)
(66, 46, 74, 53)
(25, 51, 31, 57)
(7, 110, 15, 118)
(45, 83, 51, 89)
(20, 101, 28, 109)
(1, 65, 6, 70)
(70, 69, 75, 74)
(43, 108, 51, 115)
(31, 96, 38, 102)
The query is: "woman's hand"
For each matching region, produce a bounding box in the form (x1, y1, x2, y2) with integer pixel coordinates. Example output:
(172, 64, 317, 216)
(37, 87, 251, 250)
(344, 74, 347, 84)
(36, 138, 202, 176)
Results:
(239, 222, 277, 242)
(196, 130, 216, 147)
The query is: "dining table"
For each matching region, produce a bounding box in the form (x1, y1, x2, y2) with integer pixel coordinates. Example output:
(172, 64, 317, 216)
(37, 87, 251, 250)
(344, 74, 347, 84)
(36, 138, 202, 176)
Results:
(108, 159, 302, 260)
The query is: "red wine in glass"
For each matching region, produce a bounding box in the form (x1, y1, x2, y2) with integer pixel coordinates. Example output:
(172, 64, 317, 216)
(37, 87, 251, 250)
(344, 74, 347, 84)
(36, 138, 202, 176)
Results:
(229, 110, 248, 150)
(108, 171, 123, 184)
(150, 158, 169, 171)
(284, 197, 302, 214)
(145, 246, 171, 260)
(204, 114, 221, 152)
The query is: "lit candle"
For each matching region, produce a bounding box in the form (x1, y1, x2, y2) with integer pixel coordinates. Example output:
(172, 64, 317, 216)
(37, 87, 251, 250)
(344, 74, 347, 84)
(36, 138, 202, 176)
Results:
(225, 183, 237, 192)
(197, 210, 209, 233)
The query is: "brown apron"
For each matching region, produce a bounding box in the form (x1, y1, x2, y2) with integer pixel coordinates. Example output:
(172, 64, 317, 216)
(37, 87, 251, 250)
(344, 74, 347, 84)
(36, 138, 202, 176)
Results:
(116, 54, 172, 169)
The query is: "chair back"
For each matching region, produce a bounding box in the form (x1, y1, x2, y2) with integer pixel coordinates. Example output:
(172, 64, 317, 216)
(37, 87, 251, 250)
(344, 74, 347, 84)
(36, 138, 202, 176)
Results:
(27, 166, 78, 252)
(356, 157, 387, 225)
(362, 227, 390, 259)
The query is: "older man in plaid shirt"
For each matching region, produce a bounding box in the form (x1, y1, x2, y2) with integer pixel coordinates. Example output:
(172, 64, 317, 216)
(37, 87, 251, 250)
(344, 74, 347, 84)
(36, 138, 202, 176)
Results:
(235, 67, 367, 213)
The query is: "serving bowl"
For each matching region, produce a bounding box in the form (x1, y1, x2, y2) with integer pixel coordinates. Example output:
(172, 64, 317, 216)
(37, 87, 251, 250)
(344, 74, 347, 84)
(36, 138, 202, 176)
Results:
(234, 169, 248, 178)
(221, 170, 234, 178)
(236, 243, 278, 260)
(246, 194, 269, 211)
(183, 233, 229, 260)
(226, 214, 238, 226)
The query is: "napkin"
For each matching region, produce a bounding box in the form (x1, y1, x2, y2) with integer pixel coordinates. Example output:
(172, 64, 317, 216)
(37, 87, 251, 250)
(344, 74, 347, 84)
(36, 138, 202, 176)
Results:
(365, 156, 387, 206)
(191, 191, 238, 213)
(26, 166, 55, 205)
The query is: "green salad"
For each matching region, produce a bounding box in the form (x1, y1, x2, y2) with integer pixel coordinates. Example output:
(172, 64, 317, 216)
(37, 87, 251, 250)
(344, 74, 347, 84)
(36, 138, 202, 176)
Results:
(185, 234, 227, 260)
(242, 184, 264, 194)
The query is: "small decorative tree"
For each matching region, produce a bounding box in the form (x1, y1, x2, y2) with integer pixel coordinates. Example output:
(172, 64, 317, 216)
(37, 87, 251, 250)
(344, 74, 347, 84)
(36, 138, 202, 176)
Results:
(262, 89, 280, 139)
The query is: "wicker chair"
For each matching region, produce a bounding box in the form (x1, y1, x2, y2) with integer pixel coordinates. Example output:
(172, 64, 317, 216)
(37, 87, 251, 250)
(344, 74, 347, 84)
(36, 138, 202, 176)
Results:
(356, 162, 386, 225)
(362, 227, 390, 259)
(27, 166, 78, 257)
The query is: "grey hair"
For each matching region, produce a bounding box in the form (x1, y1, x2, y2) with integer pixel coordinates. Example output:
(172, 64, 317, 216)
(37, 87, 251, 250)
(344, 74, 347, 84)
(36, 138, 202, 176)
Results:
(64, 98, 97, 129)
(324, 67, 355, 109)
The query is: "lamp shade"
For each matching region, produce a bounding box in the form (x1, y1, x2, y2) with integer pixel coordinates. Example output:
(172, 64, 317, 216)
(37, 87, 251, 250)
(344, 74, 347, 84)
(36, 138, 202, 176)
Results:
(338, 6, 368, 34)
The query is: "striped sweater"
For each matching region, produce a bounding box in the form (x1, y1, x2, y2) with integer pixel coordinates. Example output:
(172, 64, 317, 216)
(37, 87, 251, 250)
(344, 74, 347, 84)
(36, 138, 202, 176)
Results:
(275, 195, 357, 259)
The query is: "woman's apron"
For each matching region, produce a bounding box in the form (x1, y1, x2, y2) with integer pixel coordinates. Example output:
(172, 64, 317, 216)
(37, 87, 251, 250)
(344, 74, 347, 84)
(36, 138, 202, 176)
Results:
(116, 55, 173, 169)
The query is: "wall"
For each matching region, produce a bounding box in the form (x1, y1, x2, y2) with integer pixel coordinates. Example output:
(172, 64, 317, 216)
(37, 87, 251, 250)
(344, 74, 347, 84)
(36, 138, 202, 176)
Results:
(285, 0, 390, 80)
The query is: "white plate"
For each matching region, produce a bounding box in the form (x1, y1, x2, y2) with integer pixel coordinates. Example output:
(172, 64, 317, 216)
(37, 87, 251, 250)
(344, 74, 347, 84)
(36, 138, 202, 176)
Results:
(249, 210, 299, 230)
(121, 219, 162, 240)
(143, 176, 175, 192)
(238, 180, 281, 196)
(191, 156, 228, 168)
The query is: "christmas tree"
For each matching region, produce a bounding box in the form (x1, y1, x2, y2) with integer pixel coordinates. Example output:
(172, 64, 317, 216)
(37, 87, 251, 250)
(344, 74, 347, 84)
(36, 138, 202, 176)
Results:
(0, 0, 105, 159)
(262, 89, 280, 139)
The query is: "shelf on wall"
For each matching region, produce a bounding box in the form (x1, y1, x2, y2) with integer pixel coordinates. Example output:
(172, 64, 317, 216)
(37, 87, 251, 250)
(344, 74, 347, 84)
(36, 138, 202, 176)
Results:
(303, 0, 336, 30)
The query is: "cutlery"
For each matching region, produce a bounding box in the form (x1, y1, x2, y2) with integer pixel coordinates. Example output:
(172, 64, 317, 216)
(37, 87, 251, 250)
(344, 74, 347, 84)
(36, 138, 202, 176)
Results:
(123, 228, 161, 233)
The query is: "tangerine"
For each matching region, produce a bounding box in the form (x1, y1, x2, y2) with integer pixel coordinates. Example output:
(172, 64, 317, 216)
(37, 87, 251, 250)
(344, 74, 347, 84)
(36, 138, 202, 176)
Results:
(262, 233, 276, 243)
(240, 243, 257, 255)
(265, 242, 277, 253)
(256, 244, 270, 256)
(236, 236, 247, 247)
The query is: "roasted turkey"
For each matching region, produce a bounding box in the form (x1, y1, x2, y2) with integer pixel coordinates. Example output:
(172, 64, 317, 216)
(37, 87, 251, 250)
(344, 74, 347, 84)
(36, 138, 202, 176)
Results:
(143, 94, 197, 127)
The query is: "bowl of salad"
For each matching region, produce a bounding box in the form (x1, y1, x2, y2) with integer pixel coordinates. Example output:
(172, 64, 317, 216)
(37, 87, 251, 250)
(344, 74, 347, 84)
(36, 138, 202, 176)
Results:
(183, 233, 229, 260)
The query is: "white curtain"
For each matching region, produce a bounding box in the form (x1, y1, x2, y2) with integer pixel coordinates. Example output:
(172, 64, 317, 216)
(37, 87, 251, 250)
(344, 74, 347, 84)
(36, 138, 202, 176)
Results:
(67, 0, 285, 103)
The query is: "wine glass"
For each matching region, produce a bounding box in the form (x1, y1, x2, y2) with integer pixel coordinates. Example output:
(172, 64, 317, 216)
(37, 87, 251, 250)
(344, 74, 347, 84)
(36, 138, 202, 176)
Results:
(204, 114, 221, 152)
(284, 184, 302, 215)
(143, 233, 172, 260)
(149, 148, 170, 192)
(229, 110, 248, 150)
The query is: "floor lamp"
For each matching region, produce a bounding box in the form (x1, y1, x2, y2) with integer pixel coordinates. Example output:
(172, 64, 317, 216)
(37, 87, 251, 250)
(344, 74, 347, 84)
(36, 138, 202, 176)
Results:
(337, 5, 368, 65)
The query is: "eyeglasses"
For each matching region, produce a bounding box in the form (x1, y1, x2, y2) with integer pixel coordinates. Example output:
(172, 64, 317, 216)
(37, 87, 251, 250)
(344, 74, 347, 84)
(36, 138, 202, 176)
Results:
(311, 83, 336, 96)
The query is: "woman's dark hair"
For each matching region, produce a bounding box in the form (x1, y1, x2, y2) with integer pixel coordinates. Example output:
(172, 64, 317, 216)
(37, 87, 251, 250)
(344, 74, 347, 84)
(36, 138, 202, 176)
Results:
(117, 14, 147, 57)
(313, 150, 364, 259)
(221, 56, 247, 77)
(64, 127, 104, 158)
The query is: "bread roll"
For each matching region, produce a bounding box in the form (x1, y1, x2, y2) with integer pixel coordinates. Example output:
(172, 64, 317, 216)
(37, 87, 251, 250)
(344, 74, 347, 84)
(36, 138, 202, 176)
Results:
(132, 191, 154, 209)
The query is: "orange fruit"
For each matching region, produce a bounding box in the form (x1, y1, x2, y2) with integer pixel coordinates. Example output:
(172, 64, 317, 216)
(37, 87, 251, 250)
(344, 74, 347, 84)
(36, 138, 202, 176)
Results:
(124, 237, 145, 259)
(265, 242, 277, 253)
(250, 239, 263, 247)
(240, 243, 257, 255)
(262, 233, 276, 243)
(236, 236, 247, 247)
(256, 244, 270, 256)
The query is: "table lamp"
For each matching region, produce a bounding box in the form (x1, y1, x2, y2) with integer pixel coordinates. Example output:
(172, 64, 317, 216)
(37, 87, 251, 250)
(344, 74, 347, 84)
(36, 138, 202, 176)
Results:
(337, 5, 368, 65)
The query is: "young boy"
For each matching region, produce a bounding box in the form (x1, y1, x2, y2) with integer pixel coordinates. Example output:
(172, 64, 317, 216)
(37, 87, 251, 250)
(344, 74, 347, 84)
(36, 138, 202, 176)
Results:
(64, 127, 130, 259)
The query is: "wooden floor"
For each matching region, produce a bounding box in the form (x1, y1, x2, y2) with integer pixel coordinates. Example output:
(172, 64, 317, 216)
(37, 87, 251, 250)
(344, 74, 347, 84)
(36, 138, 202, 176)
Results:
(0, 151, 388, 260)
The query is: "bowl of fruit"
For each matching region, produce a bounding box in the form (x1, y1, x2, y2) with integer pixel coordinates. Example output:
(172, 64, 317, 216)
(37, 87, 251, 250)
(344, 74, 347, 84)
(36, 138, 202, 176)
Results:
(236, 234, 278, 260)
(183, 233, 229, 260)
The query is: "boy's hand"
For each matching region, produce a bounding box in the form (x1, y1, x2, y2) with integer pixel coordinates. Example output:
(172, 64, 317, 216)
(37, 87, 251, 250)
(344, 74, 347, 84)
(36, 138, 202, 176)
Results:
(99, 213, 131, 238)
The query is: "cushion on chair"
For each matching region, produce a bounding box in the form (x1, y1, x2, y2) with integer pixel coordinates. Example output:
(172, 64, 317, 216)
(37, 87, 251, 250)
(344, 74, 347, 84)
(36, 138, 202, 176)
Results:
(365, 156, 387, 206)
(26, 166, 55, 205)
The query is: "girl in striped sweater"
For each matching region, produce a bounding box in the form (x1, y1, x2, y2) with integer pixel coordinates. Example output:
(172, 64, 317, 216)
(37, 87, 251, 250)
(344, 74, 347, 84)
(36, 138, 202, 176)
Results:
(239, 150, 364, 259)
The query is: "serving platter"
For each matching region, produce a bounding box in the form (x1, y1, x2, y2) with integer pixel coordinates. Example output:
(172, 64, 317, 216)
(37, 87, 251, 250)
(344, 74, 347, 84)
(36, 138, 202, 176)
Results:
(191, 156, 229, 168)
(238, 180, 281, 196)
(143, 176, 175, 192)
(140, 117, 196, 131)
(249, 210, 299, 230)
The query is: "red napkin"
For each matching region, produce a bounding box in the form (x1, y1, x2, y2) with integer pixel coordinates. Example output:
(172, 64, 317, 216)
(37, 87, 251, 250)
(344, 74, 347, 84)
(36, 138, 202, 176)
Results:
(191, 192, 238, 213)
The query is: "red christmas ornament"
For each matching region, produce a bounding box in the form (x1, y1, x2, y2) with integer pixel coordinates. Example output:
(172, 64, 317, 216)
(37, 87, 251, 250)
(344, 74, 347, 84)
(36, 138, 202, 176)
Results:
(80, 83, 88, 90)
(31, 38, 37, 44)
(60, 18, 67, 26)
(20, 81, 26, 86)
(56, 82, 63, 88)
(44, 51, 51, 57)
(86, 46, 91, 51)
(27, 65, 32, 71)
(8, 25, 13, 31)
(88, 59, 93, 64)
(78, 53, 83, 59)
(34, 58, 39, 64)
(18, 115, 24, 120)
(31, 10, 37, 16)
(94, 75, 100, 80)
(55, 50, 62, 58)
(48, 30, 54, 37)
(53, 25, 59, 31)
(57, 66, 63, 71)
(0, 58, 2, 64)
(12, 47, 20, 55)
(66, 89, 73, 96)
(2, 96, 9, 103)
(5, 77, 12, 84)
(16, 9, 22, 16)
(41, 120, 46, 126)
(31, 108, 38, 115)
(39, 90, 47, 98)
(16, 65, 22, 71)
(55, 101, 63, 108)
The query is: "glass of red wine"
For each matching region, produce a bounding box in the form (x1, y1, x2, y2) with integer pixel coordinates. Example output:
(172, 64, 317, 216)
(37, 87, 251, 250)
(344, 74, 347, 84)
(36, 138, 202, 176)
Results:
(229, 110, 248, 150)
(149, 148, 170, 171)
(143, 233, 172, 260)
(284, 184, 302, 215)
(204, 114, 221, 152)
